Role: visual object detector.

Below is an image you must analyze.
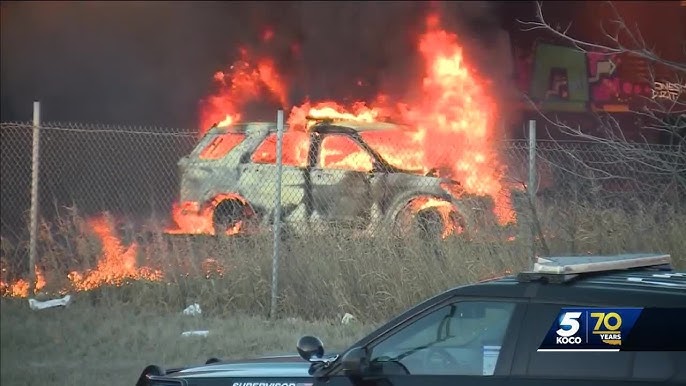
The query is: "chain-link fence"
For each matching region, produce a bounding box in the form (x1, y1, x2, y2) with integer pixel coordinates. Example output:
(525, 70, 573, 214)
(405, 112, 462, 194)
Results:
(1, 116, 685, 307)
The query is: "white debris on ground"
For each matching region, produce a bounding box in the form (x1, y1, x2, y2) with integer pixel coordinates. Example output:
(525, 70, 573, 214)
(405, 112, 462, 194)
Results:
(182, 303, 202, 316)
(180, 303, 207, 337)
(181, 330, 210, 338)
(28, 294, 72, 311)
(341, 312, 356, 325)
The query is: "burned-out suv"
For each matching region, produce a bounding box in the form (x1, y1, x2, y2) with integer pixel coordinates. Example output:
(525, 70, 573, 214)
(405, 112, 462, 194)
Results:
(136, 253, 686, 385)
(171, 119, 498, 237)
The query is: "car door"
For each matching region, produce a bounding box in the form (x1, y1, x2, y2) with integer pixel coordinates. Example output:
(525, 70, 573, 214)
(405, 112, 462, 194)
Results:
(319, 297, 527, 386)
(246, 130, 311, 221)
(309, 132, 376, 228)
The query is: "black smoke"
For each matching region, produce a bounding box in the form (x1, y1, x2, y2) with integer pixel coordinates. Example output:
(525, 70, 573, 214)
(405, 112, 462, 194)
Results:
(1, 1, 515, 128)
(0, 1, 517, 237)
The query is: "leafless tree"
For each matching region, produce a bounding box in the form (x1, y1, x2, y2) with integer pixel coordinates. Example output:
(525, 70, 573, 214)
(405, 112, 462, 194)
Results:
(517, 1, 685, 206)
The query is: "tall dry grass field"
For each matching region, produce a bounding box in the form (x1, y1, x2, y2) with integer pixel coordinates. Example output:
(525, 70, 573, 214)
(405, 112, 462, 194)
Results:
(1, 198, 685, 386)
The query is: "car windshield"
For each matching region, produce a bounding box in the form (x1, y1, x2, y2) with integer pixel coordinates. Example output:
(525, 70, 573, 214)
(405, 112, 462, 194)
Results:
(359, 129, 427, 173)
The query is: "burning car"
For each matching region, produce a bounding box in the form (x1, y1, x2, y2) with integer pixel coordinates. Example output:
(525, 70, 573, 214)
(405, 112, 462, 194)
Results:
(167, 118, 499, 239)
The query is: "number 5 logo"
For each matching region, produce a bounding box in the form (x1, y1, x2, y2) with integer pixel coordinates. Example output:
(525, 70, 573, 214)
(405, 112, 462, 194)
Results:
(557, 312, 582, 337)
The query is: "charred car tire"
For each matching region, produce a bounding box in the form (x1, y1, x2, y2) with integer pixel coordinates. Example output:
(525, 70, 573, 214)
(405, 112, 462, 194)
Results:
(413, 207, 446, 240)
(390, 197, 467, 241)
(394, 206, 444, 241)
(212, 199, 252, 236)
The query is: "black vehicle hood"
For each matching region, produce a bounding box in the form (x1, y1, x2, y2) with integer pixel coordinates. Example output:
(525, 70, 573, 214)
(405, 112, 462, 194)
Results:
(161, 354, 330, 380)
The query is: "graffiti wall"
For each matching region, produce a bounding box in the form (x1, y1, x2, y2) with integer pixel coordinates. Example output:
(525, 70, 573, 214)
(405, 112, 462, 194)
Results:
(514, 41, 685, 113)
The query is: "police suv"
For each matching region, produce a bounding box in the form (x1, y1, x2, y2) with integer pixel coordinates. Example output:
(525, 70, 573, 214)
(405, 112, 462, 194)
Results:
(136, 253, 686, 386)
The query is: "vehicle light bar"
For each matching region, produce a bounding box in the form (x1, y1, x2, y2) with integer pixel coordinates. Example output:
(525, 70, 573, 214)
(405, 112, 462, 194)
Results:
(517, 253, 673, 283)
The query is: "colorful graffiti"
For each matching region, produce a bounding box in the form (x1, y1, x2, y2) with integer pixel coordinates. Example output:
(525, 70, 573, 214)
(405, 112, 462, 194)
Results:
(514, 42, 681, 113)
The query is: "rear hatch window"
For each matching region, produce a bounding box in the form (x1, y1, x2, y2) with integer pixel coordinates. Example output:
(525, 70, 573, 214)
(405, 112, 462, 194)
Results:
(199, 132, 245, 160)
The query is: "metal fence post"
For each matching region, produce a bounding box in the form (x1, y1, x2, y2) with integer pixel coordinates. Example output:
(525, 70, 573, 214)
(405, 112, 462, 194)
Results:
(270, 109, 284, 319)
(29, 101, 41, 296)
(528, 119, 537, 268)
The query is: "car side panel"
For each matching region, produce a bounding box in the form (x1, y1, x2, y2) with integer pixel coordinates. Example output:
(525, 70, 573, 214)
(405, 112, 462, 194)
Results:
(309, 167, 374, 227)
(179, 127, 269, 204)
(236, 163, 308, 224)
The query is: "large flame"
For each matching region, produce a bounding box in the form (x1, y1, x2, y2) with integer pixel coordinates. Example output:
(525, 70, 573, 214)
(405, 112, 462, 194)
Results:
(66, 216, 163, 291)
(404, 14, 515, 224)
(199, 47, 288, 136)
(2, 13, 519, 297)
(285, 14, 515, 224)
(166, 13, 517, 236)
(1, 216, 226, 298)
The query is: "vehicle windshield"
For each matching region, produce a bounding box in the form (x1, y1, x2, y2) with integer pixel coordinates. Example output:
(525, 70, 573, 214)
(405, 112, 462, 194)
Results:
(359, 129, 427, 173)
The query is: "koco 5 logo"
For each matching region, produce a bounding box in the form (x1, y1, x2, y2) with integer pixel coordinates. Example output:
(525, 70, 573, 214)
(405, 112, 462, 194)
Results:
(555, 311, 624, 345)
(539, 307, 642, 351)
(556, 311, 583, 344)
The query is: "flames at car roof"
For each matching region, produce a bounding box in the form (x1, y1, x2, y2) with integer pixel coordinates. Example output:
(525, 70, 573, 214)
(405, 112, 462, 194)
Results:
(210, 118, 410, 134)
(308, 118, 410, 133)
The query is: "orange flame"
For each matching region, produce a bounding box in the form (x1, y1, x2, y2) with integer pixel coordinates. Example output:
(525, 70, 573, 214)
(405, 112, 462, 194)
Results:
(282, 14, 516, 224)
(199, 47, 288, 136)
(165, 193, 251, 236)
(1, 216, 231, 298)
(177, 12, 516, 237)
(407, 196, 464, 238)
(67, 216, 162, 291)
(0, 266, 46, 298)
(287, 100, 387, 131)
(403, 14, 515, 224)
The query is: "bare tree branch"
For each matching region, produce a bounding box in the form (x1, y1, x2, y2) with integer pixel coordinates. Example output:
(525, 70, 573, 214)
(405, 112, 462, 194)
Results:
(517, 1, 686, 72)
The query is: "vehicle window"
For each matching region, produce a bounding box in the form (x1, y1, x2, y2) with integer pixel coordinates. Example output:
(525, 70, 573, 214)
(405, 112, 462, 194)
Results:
(251, 132, 310, 167)
(199, 132, 245, 160)
(368, 301, 516, 376)
(359, 130, 425, 172)
(319, 135, 374, 172)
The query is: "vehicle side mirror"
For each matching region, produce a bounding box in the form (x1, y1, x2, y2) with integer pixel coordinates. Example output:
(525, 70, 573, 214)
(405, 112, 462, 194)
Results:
(340, 346, 369, 377)
(297, 335, 325, 361)
(135, 365, 165, 386)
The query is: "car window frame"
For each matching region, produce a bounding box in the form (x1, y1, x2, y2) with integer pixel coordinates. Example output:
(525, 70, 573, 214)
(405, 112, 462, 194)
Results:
(196, 131, 247, 160)
(344, 296, 528, 378)
(249, 131, 312, 168)
(315, 132, 381, 172)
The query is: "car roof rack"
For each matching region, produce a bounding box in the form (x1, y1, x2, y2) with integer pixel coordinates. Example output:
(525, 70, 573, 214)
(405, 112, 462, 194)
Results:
(516, 253, 673, 284)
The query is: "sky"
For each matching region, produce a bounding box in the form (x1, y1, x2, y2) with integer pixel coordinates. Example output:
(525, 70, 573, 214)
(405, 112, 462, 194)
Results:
(1, 1, 683, 129)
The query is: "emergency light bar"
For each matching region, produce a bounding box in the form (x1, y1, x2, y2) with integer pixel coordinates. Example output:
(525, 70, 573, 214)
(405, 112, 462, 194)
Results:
(517, 253, 673, 283)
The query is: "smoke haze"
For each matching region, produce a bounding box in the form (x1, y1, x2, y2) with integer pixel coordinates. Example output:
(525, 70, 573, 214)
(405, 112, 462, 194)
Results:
(1, 1, 514, 129)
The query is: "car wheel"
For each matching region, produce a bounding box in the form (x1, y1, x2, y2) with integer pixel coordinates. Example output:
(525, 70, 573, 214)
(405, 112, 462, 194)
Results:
(391, 197, 465, 241)
(212, 199, 253, 236)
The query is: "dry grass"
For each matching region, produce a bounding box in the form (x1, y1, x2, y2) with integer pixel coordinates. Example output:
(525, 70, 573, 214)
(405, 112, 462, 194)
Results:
(0, 297, 374, 386)
(1, 197, 685, 386)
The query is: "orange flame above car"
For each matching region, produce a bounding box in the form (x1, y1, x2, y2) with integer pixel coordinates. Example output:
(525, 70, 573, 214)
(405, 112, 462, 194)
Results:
(199, 47, 288, 136)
